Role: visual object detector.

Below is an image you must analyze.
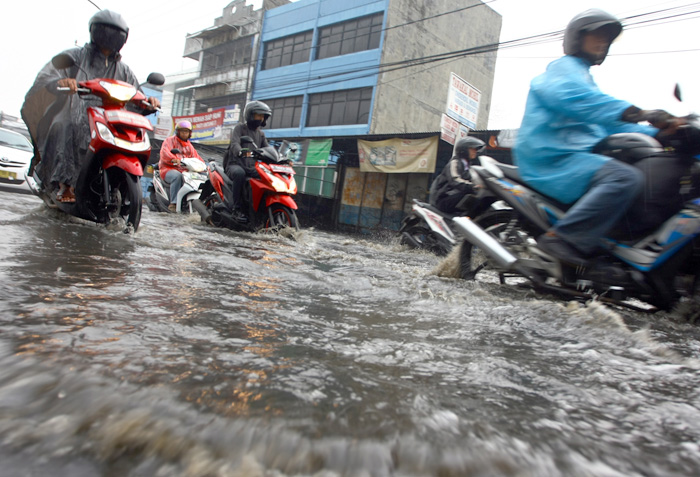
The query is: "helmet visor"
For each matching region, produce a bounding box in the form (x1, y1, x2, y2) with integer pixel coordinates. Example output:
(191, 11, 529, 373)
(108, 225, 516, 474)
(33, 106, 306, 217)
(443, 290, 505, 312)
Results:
(92, 24, 128, 53)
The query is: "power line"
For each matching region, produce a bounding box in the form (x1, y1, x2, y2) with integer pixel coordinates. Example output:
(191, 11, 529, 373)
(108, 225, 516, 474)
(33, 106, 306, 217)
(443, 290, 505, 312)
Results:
(167, 3, 700, 99)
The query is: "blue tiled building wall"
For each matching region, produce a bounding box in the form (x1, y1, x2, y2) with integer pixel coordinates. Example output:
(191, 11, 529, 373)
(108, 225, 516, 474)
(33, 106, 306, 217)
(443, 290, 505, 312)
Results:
(255, 0, 389, 139)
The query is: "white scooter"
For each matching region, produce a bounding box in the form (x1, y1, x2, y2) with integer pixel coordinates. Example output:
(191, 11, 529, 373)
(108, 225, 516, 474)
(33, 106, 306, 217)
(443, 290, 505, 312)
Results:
(147, 148, 207, 213)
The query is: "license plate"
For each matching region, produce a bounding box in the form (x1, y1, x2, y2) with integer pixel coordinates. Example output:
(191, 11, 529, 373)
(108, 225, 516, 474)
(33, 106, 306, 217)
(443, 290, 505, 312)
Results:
(270, 164, 294, 174)
(0, 170, 17, 180)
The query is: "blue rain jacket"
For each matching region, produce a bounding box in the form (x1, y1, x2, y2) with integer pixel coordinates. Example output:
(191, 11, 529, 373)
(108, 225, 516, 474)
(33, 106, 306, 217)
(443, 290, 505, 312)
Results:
(513, 55, 657, 204)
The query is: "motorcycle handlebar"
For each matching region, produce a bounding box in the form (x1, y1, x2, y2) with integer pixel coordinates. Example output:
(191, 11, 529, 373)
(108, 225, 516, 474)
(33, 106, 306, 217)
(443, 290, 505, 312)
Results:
(57, 86, 91, 94)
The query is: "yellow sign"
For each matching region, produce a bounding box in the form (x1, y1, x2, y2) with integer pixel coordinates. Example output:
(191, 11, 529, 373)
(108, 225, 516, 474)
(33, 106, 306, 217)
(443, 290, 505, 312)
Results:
(357, 137, 438, 173)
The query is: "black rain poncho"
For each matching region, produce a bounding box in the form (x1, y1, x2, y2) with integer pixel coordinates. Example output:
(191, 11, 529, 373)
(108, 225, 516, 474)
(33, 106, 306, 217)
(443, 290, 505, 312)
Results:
(21, 43, 139, 189)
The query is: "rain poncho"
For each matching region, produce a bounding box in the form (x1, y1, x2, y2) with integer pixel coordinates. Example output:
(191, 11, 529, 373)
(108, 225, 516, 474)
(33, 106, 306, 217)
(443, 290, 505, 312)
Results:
(224, 123, 269, 175)
(21, 43, 139, 189)
(513, 55, 657, 204)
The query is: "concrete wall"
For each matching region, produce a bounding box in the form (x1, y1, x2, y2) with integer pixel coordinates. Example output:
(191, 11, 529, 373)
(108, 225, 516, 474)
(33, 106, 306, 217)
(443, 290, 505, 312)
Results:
(372, 0, 501, 133)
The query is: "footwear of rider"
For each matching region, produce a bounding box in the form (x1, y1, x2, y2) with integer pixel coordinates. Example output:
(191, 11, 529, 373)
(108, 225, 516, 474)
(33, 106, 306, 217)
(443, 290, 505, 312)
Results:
(168, 204, 177, 212)
(56, 186, 76, 203)
(536, 233, 591, 267)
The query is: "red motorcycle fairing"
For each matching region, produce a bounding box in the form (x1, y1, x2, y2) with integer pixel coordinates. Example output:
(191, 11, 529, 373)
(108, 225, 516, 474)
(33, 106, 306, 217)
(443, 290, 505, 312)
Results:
(102, 153, 144, 176)
(210, 171, 227, 201)
(249, 177, 298, 211)
(266, 193, 298, 210)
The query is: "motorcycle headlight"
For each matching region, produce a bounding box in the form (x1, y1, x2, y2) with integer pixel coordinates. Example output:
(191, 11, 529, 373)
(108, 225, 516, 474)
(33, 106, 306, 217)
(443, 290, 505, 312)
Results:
(100, 81, 137, 102)
(96, 122, 116, 145)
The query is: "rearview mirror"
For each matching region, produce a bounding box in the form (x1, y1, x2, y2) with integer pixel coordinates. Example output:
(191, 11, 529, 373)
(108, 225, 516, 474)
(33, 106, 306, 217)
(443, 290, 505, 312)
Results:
(146, 72, 165, 86)
(674, 83, 682, 102)
(170, 148, 181, 154)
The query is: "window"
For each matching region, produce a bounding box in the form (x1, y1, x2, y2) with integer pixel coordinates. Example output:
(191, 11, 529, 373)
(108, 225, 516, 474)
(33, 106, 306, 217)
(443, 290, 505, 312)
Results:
(202, 47, 233, 74)
(262, 31, 313, 70)
(172, 89, 193, 117)
(261, 96, 304, 129)
(317, 13, 383, 60)
(306, 88, 372, 127)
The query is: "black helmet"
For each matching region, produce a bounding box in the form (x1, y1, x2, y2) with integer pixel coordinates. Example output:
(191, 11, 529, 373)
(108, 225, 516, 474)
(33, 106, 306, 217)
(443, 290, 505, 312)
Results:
(454, 136, 485, 158)
(563, 9, 622, 65)
(89, 10, 129, 54)
(243, 101, 272, 127)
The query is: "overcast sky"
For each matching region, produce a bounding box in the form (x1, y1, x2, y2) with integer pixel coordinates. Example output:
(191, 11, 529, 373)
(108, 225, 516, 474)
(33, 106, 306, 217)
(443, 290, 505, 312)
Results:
(2, 0, 699, 130)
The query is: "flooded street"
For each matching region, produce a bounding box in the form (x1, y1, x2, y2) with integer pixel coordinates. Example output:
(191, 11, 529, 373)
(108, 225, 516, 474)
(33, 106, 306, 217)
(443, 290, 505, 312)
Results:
(2, 189, 700, 476)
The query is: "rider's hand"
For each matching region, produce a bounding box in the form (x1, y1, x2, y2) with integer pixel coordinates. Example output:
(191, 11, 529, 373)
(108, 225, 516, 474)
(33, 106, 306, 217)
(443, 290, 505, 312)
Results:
(642, 109, 677, 130)
(622, 106, 678, 129)
(146, 96, 160, 109)
(656, 116, 686, 137)
(57, 78, 78, 93)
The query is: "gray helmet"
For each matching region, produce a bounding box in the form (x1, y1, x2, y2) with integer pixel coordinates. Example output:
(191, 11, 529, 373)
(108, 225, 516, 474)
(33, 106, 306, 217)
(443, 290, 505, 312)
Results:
(243, 101, 272, 127)
(454, 136, 485, 158)
(89, 10, 129, 54)
(563, 9, 622, 65)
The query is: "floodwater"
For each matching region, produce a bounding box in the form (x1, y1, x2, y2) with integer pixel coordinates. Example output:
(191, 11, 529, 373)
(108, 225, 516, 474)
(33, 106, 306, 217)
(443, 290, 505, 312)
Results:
(1, 189, 700, 477)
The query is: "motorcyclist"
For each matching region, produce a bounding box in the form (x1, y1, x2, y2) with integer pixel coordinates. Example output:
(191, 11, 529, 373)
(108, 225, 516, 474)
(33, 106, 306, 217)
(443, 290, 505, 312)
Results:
(159, 120, 204, 212)
(429, 136, 485, 215)
(223, 101, 271, 221)
(513, 8, 681, 267)
(21, 9, 160, 203)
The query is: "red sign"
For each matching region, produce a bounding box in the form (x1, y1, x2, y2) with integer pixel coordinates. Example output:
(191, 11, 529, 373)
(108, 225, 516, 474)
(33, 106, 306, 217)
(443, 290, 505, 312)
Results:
(173, 108, 225, 142)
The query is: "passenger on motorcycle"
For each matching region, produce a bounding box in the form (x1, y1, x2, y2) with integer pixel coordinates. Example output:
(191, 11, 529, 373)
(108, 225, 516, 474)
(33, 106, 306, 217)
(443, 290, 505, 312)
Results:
(429, 136, 485, 215)
(513, 9, 681, 266)
(223, 101, 271, 221)
(159, 120, 204, 212)
(21, 10, 160, 204)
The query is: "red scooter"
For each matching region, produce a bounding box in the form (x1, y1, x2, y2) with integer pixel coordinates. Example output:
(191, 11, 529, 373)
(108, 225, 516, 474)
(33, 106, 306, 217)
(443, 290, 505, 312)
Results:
(195, 139, 299, 231)
(29, 53, 164, 232)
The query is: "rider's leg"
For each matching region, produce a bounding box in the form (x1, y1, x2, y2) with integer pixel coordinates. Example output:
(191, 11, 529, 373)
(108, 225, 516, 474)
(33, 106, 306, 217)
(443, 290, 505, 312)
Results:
(551, 159, 644, 254)
(225, 164, 247, 210)
(164, 170, 183, 208)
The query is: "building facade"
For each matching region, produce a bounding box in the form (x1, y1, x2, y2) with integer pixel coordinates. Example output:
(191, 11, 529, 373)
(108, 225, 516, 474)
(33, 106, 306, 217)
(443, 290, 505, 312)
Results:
(161, 0, 503, 233)
(255, 0, 502, 138)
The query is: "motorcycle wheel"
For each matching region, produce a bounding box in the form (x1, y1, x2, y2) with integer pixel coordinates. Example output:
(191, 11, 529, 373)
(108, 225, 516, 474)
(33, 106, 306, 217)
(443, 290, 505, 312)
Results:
(108, 169, 142, 232)
(148, 189, 163, 212)
(400, 225, 452, 256)
(264, 204, 298, 230)
(459, 209, 515, 280)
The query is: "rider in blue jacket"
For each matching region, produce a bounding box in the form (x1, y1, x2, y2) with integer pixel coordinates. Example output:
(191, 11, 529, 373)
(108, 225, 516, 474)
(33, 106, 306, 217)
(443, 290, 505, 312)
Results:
(514, 9, 679, 266)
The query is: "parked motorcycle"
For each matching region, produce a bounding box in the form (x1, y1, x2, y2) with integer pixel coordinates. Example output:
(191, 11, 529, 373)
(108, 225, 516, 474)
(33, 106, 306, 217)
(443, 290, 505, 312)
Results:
(399, 188, 509, 256)
(29, 53, 164, 232)
(452, 110, 700, 312)
(196, 140, 299, 231)
(147, 148, 207, 214)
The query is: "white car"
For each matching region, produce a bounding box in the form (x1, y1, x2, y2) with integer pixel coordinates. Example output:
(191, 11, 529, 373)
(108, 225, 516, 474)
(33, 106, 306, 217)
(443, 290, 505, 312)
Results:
(0, 127, 36, 194)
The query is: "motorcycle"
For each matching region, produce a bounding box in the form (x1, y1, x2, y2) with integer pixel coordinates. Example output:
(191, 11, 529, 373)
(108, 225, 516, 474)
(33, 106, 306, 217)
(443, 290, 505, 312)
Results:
(147, 148, 207, 214)
(399, 189, 510, 256)
(451, 111, 700, 312)
(196, 139, 299, 231)
(29, 53, 164, 233)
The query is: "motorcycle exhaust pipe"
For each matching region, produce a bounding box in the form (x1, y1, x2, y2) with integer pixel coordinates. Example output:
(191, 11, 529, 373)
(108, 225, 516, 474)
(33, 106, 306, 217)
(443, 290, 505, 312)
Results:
(451, 216, 518, 270)
(192, 199, 211, 223)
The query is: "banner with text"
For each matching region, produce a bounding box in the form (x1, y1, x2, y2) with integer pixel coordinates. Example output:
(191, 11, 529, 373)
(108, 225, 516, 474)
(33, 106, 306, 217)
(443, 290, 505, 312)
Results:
(358, 137, 438, 173)
(445, 72, 480, 130)
(173, 108, 225, 143)
(440, 114, 470, 146)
